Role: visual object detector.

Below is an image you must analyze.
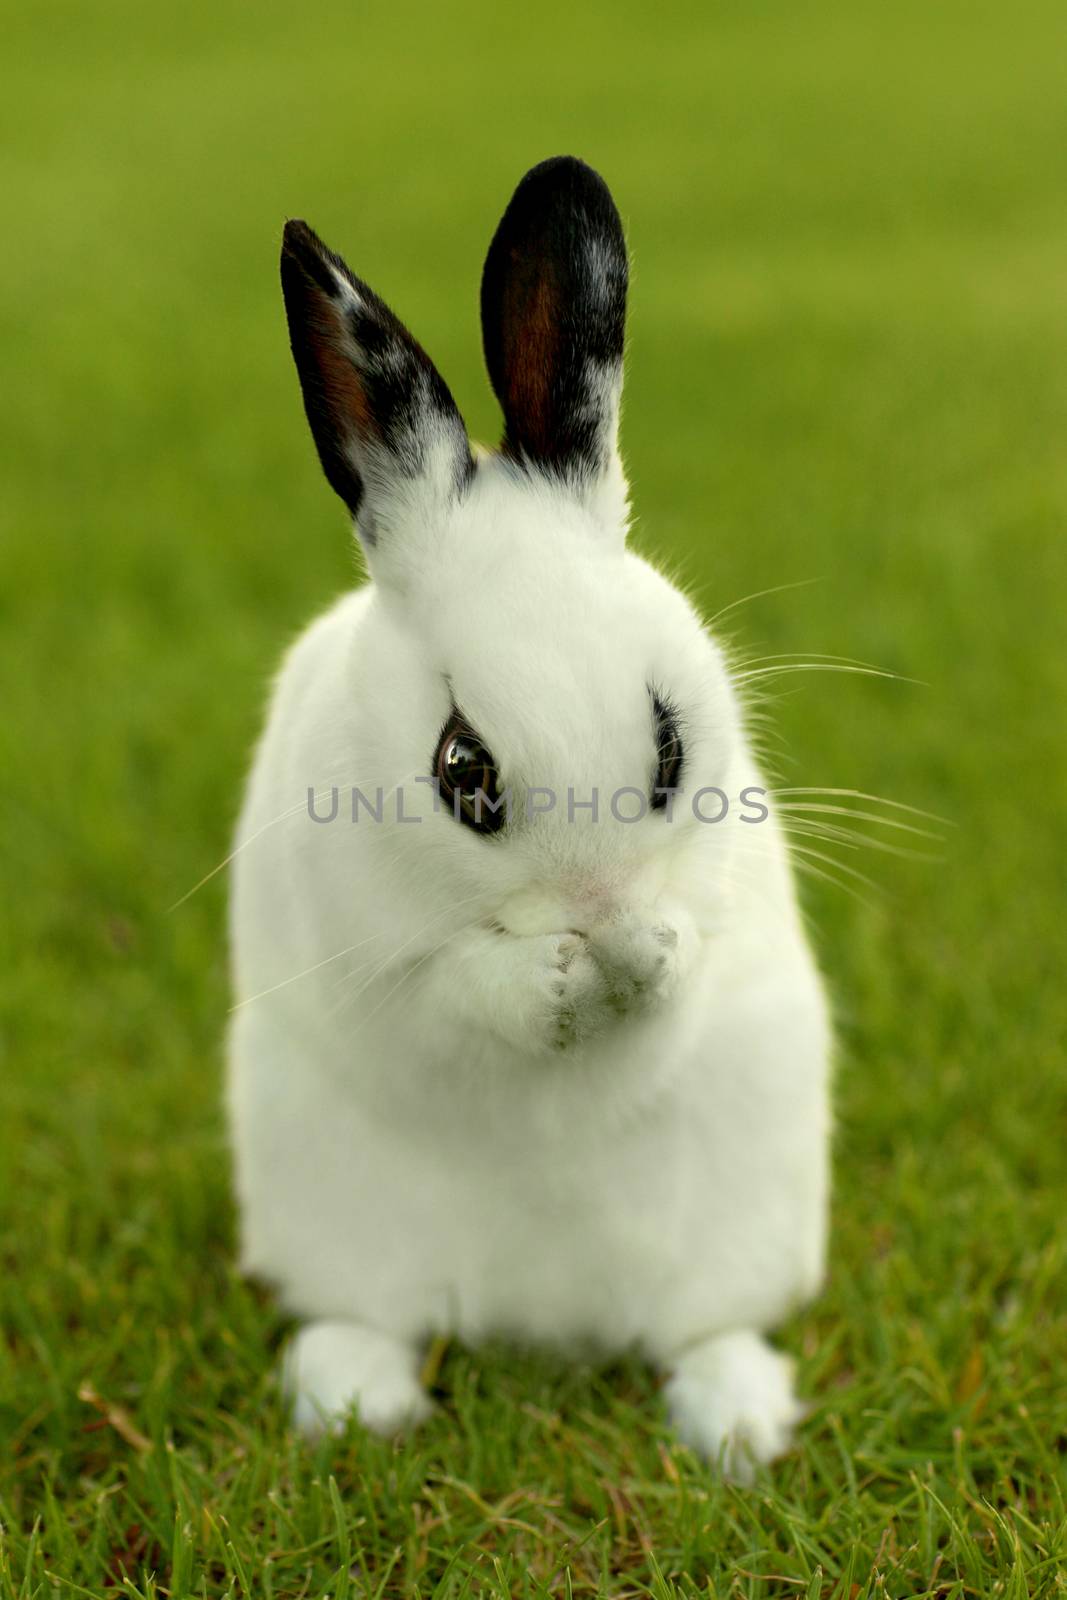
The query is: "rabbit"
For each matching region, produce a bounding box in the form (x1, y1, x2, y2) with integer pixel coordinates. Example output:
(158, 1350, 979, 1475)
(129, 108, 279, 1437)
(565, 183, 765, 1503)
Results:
(227, 156, 831, 1480)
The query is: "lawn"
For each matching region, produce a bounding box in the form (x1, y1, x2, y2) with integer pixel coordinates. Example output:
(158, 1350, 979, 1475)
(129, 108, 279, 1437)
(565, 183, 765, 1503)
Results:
(2, 0, 1066, 1594)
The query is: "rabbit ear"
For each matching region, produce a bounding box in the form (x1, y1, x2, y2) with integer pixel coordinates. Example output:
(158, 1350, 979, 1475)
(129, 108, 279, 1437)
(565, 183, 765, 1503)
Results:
(481, 157, 628, 514)
(280, 220, 473, 551)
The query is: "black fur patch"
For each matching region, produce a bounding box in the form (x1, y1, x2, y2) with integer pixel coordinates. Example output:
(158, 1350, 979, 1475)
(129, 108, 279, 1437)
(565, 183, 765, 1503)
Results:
(280, 219, 472, 535)
(480, 157, 628, 484)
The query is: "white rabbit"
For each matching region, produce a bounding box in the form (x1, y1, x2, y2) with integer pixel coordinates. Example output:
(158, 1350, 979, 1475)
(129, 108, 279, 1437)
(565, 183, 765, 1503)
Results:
(227, 157, 831, 1479)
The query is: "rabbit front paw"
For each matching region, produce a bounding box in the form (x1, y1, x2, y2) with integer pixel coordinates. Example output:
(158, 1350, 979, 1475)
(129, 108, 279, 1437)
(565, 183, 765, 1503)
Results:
(491, 930, 612, 1055)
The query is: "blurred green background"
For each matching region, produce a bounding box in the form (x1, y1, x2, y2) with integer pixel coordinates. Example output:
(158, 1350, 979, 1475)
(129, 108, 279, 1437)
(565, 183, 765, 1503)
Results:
(2, 1, 1065, 1595)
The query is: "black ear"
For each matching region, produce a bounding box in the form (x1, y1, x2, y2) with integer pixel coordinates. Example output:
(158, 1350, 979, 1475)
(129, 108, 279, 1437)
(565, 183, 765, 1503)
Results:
(480, 157, 628, 490)
(280, 220, 472, 545)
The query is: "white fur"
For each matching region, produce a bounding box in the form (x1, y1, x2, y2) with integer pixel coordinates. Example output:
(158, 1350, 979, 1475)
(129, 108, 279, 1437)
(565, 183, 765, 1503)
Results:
(228, 454, 831, 1475)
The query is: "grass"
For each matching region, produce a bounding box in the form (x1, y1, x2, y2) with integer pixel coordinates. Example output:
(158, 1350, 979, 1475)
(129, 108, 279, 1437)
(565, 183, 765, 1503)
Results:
(2, 0, 1066, 1593)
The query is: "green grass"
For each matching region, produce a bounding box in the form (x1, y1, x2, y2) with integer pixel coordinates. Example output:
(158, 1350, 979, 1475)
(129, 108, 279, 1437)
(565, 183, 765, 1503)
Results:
(2, 0, 1066, 1594)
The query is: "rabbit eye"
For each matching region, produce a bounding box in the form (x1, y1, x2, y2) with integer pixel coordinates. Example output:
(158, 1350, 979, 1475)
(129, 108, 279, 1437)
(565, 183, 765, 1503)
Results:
(434, 714, 505, 835)
(651, 693, 683, 806)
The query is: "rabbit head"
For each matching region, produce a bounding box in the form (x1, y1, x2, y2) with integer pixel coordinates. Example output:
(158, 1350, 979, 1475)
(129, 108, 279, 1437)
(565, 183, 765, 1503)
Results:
(279, 158, 751, 1033)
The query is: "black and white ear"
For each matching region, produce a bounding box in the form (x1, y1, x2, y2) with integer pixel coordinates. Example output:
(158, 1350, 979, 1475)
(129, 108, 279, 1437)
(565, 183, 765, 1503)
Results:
(280, 219, 473, 552)
(481, 157, 629, 520)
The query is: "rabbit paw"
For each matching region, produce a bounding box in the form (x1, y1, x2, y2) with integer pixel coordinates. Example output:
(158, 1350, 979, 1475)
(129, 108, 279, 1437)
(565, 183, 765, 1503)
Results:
(284, 1321, 432, 1438)
(663, 1330, 805, 1482)
(592, 919, 686, 1014)
(490, 930, 612, 1055)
